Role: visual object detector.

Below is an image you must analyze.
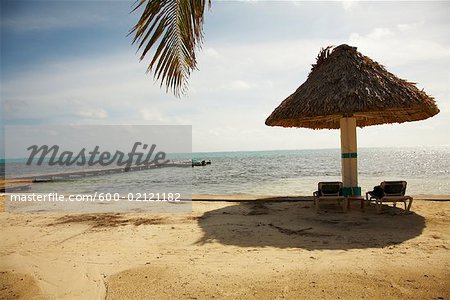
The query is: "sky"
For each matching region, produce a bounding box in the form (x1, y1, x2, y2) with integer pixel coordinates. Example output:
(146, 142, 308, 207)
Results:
(1, 0, 449, 152)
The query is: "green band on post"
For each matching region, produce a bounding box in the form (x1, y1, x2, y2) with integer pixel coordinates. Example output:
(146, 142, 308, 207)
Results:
(341, 152, 357, 158)
(342, 187, 362, 196)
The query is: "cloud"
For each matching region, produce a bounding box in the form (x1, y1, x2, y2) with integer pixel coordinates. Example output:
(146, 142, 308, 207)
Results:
(349, 27, 394, 41)
(225, 80, 253, 91)
(2, 1, 449, 151)
(341, 0, 359, 12)
(367, 28, 395, 39)
(202, 47, 222, 59)
(1, 52, 146, 124)
(76, 108, 108, 119)
(192, 39, 333, 95)
(348, 26, 450, 67)
(397, 21, 425, 32)
(139, 108, 168, 123)
(2, 10, 107, 32)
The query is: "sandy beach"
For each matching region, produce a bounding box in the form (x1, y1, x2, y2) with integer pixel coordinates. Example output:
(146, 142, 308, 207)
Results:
(2, 0, 449, 299)
(0, 195, 449, 300)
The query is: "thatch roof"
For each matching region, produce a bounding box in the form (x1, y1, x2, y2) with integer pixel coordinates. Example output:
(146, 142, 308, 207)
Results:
(265, 44, 439, 129)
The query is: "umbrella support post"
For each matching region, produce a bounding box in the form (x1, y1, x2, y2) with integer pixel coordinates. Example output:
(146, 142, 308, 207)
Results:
(340, 117, 361, 196)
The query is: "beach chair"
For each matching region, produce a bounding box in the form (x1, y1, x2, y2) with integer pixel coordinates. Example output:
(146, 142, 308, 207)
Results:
(366, 181, 413, 213)
(313, 182, 347, 212)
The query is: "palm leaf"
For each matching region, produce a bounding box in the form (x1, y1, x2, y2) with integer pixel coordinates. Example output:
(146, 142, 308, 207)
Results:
(130, 0, 210, 97)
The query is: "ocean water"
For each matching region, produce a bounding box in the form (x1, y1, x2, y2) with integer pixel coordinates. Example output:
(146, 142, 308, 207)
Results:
(4, 146, 450, 196)
(192, 146, 450, 196)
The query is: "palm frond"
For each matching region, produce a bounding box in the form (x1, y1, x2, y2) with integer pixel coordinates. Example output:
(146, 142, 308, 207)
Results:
(130, 0, 210, 97)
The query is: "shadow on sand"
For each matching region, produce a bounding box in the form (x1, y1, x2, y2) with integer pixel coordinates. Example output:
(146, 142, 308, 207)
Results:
(196, 199, 425, 250)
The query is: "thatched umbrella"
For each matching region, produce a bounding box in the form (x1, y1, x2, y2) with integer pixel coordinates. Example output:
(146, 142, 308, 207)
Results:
(266, 44, 439, 196)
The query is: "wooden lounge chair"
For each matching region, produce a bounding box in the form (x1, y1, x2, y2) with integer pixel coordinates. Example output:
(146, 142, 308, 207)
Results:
(313, 182, 347, 212)
(366, 181, 413, 213)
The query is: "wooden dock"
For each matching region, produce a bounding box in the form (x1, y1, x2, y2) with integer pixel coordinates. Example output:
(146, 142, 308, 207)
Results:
(6, 161, 191, 183)
(0, 181, 33, 193)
